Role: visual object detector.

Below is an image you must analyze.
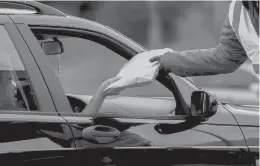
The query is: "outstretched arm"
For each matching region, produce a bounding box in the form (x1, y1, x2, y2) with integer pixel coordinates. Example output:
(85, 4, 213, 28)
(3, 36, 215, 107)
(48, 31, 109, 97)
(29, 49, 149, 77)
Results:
(151, 15, 248, 77)
(85, 88, 106, 115)
(83, 77, 122, 115)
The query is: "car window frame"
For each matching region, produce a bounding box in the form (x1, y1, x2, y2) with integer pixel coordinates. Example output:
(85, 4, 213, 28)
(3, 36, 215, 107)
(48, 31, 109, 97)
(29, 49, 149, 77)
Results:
(31, 28, 174, 97)
(0, 17, 57, 114)
(28, 26, 190, 116)
(15, 23, 73, 114)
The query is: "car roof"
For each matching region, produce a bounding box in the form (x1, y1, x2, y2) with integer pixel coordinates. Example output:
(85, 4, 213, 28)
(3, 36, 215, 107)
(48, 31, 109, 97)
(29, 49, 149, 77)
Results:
(0, 8, 37, 15)
(0, 1, 66, 16)
(11, 13, 146, 55)
(1, 1, 146, 55)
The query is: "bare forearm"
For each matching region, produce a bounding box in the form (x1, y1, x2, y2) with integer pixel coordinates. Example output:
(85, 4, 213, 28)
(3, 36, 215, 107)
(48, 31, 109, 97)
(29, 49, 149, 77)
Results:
(83, 89, 106, 115)
(82, 77, 122, 115)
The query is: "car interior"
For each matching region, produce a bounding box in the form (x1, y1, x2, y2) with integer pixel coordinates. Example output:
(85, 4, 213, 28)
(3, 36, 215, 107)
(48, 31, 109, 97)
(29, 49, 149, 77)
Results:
(0, 70, 38, 111)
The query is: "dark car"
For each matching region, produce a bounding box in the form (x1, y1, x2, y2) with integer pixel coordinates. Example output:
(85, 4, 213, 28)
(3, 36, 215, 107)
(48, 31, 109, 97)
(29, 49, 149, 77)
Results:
(0, 1, 259, 166)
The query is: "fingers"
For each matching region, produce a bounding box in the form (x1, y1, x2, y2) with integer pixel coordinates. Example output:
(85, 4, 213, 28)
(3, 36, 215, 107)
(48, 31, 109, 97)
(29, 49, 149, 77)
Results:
(149, 55, 161, 63)
(112, 87, 124, 96)
(107, 76, 122, 84)
(151, 61, 160, 67)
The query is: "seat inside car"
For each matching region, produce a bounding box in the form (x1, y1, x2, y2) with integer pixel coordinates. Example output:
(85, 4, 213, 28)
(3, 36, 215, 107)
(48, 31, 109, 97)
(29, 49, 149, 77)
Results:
(0, 71, 17, 110)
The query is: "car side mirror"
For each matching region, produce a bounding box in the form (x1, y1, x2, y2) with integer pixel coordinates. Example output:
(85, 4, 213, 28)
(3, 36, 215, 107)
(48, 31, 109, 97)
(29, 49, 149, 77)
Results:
(41, 40, 63, 55)
(190, 91, 218, 118)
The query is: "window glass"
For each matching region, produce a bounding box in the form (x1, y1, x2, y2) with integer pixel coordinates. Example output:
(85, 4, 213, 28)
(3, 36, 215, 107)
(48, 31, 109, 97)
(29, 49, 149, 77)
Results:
(34, 31, 176, 115)
(0, 26, 38, 111)
(34, 31, 176, 117)
(36, 34, 173, 97)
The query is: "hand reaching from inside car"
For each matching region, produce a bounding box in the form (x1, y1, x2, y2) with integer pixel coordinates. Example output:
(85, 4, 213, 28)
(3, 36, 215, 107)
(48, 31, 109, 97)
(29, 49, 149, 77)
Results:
(84, 76, 123, 115)
(97, 76, 123, 97)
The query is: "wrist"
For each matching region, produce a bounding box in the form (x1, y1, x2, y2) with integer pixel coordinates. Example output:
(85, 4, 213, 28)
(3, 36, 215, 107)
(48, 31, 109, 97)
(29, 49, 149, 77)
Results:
(161, 51, 180, 73)
(96, 88, 107, 99)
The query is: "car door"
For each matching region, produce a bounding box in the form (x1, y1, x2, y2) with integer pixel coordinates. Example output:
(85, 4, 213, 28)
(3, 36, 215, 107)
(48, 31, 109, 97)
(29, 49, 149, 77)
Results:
(11, 15, 254, 166)
(0, 15, 77, 166)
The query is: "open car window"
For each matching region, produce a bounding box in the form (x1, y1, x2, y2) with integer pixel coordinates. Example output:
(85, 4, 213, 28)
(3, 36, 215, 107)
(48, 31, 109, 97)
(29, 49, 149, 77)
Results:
(0, 25, 38, 111)
(31, 28, 177, 116)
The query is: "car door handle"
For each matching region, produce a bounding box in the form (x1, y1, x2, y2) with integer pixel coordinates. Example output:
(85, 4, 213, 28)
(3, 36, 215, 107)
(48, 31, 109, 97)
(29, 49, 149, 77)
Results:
(82, 125, 120, 144)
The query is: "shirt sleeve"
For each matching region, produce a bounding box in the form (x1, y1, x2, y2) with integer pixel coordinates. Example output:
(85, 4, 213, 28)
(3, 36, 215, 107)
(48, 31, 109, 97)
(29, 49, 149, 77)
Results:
(161, 15, 248, 77)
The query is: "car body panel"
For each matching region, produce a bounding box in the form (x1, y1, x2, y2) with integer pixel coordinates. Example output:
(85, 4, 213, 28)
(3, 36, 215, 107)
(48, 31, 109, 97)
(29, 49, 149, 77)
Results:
(0, 14, 13, 23)
(0, 112, 74, 151)
(222, 103, 259, 153)
(68, 94, 176, 116)
(0, 149, 77, 166)
(224, 104, 259, 126)
(61, 99, 247, 147)
(63, 112, 249, 165)
(65, 94, 247, 147)
(75, 147, 252, 166)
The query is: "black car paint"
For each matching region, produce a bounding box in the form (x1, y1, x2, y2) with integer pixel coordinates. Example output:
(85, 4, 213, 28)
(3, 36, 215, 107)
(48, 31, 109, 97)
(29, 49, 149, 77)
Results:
(0, 10, 257, 166)
(222, 104, 259, 153)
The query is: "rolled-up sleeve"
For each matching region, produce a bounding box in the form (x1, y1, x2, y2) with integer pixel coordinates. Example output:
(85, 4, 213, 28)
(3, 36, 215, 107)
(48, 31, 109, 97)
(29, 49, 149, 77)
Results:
(161, 15, 248, 77)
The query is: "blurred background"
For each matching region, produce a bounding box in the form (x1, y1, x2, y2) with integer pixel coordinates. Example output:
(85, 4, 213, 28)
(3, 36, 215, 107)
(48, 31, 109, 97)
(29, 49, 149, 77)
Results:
(41, 1, 259, 106)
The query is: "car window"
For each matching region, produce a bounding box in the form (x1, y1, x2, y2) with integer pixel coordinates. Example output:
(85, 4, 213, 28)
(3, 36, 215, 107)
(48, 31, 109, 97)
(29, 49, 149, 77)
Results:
(0, 26, 38, 111)
(34, 33, 173, 97)
(32, 30, 176, 115)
